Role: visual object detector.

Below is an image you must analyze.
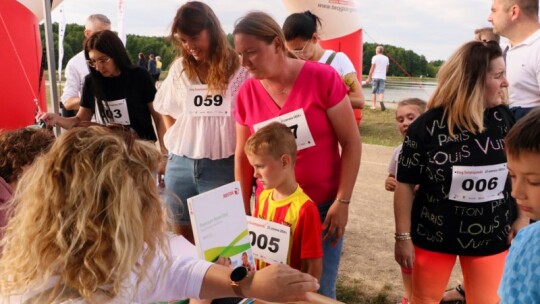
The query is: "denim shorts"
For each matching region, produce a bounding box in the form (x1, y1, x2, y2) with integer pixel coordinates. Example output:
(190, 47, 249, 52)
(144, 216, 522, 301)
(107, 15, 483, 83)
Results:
(164, 154, 235, 225)
(372, 78, 386, 94)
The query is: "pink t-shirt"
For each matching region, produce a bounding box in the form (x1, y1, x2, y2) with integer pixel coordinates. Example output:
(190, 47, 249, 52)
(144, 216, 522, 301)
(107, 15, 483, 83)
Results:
(235, 61, 349, 205)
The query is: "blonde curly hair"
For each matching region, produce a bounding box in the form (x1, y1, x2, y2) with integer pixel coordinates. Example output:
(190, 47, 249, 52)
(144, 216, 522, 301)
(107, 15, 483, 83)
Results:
(0, 125, 166, 302)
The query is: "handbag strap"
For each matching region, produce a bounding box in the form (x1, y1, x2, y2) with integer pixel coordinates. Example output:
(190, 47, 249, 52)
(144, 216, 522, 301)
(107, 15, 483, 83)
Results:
(325, 52, 337, 65)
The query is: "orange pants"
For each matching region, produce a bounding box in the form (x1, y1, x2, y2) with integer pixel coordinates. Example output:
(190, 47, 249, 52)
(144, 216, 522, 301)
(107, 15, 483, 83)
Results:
(411, 246, 507, 304)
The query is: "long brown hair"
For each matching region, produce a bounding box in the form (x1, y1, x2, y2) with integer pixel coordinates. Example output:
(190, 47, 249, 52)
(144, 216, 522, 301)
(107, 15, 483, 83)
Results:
(170, 1, 239, 93)
(428, 40, 503, 138)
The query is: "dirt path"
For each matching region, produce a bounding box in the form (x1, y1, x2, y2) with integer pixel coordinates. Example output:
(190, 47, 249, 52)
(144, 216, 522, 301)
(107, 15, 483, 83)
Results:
(339, 143, 463, 301)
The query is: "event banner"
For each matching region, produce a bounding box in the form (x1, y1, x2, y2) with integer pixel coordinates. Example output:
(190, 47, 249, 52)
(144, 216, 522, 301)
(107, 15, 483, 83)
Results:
(187, 182, 255, 269)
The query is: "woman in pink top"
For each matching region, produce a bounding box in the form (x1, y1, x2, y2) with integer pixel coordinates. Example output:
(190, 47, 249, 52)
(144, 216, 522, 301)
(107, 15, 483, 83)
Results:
(233, 12, 361, 299)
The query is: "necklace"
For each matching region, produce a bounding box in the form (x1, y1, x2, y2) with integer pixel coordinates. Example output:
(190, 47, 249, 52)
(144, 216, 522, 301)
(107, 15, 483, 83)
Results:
(261, 79, 290, 95)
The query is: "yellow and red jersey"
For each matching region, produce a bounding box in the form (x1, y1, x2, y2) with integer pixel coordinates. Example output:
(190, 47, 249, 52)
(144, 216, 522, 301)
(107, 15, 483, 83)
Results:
(254, 186, 323, 271)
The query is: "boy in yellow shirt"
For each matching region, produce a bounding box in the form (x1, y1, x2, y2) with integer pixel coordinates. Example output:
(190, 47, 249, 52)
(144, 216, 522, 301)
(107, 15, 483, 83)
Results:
(245, 122, 323, 280)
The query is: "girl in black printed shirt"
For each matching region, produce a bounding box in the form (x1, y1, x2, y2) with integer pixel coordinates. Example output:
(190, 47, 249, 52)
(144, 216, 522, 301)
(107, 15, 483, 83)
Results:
(394, 41, 529, 304)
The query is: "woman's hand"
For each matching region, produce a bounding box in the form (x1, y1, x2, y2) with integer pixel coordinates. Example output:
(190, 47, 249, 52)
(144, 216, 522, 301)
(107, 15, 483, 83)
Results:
(385, 175, 397, 192)
(38, 113, 60, 127)
(245, 264, 319, 302)
(322, 201, 349, 246)
(395, 239, 415, 270)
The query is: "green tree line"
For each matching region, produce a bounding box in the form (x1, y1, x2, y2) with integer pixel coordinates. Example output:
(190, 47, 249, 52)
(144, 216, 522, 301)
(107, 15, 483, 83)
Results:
(363, 42, 443, 78)
(39, 23, 176, 71)
(40, 23, 443, 77)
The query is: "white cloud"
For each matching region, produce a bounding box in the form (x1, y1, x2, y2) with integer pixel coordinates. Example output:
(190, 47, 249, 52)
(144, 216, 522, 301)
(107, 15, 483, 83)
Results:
(50, 0, 498, 61)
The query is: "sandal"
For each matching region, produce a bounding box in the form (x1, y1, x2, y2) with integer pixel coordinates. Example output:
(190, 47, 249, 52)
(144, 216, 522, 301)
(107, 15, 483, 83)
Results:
(440, 284, 466, 304)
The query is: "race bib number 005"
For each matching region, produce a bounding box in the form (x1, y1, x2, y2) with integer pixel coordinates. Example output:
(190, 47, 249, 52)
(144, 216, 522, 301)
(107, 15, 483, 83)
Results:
(253, 109, 315, 150)
(449, 163, 507, 203)
(185, 84, 231, 117)
(246, 216, 290, 265)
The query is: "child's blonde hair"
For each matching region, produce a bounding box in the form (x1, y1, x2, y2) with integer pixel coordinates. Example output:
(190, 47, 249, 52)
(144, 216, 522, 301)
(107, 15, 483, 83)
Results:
(245, 122, 297, 164)
(396, 98, 427, 115)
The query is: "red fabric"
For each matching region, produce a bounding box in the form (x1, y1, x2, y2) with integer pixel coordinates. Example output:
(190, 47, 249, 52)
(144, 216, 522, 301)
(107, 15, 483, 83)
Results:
(254, 187, 323, 271)
(0, 0, 47, 130)
(412, 246, 507, 303)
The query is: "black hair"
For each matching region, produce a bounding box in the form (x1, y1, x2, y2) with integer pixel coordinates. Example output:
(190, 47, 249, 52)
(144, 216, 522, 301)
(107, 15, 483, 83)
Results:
(84, 30, 134, 101)
(282, 11, 321, 41)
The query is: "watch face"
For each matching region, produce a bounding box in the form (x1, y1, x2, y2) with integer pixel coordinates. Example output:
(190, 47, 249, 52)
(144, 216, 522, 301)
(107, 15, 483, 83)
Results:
(230, 266, 248, 282)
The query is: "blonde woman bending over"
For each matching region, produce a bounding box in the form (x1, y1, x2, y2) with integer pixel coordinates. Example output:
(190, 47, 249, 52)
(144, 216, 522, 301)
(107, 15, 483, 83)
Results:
(0, 125, 318, 303)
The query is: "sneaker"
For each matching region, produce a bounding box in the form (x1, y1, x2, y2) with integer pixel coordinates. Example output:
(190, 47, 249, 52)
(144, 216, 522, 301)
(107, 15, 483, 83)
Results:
(380, 101, 386, 111)
(370, 106, 376, 110)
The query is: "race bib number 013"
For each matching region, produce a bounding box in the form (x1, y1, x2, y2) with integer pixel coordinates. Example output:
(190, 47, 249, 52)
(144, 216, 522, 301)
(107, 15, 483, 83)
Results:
(185, 84, 231, 117)
(246, 216, 290, 265)
(449, 163, 508, 203)
(253, 109, 315, 150)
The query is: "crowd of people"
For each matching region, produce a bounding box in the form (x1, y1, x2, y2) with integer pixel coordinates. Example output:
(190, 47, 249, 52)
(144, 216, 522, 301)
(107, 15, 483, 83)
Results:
(2, 0, 540, 303)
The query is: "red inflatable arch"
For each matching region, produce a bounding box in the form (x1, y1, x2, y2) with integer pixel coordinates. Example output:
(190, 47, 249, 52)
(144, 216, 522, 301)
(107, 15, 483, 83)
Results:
(0, 0, 47, 130)
(319, 29, 363, 124)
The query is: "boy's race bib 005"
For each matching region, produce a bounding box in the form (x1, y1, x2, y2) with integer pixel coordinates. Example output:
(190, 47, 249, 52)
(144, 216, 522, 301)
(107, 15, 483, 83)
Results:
(103, 99, 130, 125)
(253, 109, 315, 150)
(185, 84, 231, 117)
(449, 163, 508, 203)
(246, 216, 290, 265)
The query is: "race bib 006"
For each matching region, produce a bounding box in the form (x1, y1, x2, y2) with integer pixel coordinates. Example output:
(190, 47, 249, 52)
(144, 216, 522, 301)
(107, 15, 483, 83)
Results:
(449, 163, 507, 203)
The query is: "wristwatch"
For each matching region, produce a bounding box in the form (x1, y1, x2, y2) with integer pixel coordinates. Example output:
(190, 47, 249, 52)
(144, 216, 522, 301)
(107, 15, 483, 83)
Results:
(230, 266, 249, 297)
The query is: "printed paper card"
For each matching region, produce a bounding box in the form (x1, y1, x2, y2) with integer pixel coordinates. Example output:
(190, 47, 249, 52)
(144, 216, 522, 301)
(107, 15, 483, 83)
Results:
(449, 164, 507, 203)
(253, 108, 315, 150)
(247, 216, 290, 265)
(185, 84, 231, 117)
(187, 181, 255, 269)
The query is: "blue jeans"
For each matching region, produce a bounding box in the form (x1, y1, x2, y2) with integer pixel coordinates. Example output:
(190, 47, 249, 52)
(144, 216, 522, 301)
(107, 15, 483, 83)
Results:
(164, 154, 234, 225)
(317, 201, 344, 299)
(510, 106, 536, 121)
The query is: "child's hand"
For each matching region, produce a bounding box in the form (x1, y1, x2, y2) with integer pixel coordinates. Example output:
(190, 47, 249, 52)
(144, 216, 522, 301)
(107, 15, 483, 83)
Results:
(385, 175, 397, 192)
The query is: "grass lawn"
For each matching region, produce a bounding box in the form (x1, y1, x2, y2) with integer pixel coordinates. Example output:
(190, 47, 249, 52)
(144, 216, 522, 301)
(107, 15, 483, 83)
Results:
(360, 108, 402, 147)
(337, 277, 394, 303)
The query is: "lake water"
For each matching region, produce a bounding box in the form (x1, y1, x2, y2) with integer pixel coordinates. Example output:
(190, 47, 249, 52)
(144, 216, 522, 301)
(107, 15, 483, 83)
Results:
(362, 80, 437, 104)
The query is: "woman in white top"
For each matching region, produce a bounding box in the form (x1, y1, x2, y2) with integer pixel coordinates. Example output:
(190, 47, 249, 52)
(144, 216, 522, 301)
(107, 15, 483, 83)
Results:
(154, 1, 250, 243)
(282, 11, 365, 120)
(0, 125, 318, 303)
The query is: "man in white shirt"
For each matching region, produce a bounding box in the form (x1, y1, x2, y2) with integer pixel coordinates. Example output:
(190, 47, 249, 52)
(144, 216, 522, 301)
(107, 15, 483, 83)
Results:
(61, 14, 111, 117)
(489, 0, 540, 120)
(365, 45, 390, 111)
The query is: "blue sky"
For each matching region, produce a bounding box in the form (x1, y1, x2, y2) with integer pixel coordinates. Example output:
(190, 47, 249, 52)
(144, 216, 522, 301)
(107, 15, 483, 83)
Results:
(50, 0, 498, 62)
